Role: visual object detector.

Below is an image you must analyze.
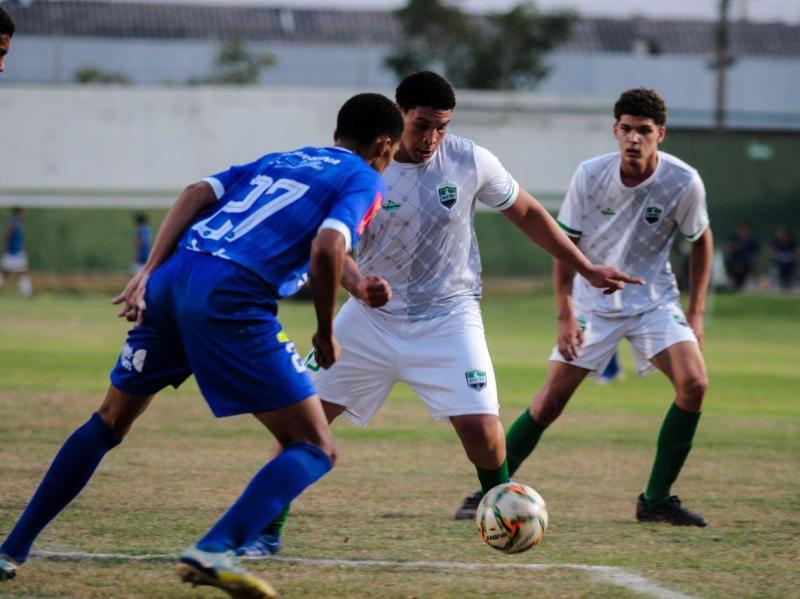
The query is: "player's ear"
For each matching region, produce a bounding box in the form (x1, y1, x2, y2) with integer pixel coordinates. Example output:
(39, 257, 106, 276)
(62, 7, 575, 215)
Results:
(657, 126, 666, 143)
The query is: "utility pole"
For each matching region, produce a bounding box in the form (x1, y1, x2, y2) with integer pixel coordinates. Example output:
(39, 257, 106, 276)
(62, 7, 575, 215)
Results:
(714, 0, 731, 130)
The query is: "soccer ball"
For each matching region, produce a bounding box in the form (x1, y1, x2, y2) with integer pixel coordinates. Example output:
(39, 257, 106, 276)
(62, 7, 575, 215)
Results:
(476, 482, 548, 554)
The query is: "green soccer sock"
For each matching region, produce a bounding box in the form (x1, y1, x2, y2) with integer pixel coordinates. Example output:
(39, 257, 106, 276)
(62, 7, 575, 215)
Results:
(644, 403, 701, 506)
(476, 460, 510, 494)
(506, 408, 549, 477)
(264, 505, 291, 535)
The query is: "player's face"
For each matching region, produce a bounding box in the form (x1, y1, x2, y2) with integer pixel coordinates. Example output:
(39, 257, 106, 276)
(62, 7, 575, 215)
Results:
(0, 34, 11, 73)
(613, 115, 665, 170)
(397, 106, 452, 163)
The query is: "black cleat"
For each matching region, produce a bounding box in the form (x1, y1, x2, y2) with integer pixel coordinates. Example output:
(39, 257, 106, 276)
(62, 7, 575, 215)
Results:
(454, 490, 483, 520)
(636, 494, 707, 527)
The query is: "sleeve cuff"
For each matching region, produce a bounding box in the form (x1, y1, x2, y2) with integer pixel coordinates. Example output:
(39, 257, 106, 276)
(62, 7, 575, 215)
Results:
(318, 218, 352, 252)
(681, 221, 709, 242)
(202, 177, 226, 200)
(557, 220, 582, 238)
(493, 180, 520, 211)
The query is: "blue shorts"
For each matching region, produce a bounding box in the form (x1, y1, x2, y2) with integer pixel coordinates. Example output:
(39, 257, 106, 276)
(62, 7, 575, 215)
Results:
(110, 250, 316, 417)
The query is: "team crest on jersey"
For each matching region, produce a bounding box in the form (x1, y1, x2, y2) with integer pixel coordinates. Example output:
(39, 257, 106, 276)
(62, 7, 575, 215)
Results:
(438, 183, 458, 210)
(644, 205, 663, 225)
(465, 369, 487, 391)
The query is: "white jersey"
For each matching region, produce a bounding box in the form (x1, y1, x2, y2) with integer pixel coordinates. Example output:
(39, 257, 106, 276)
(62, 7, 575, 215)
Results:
(357, 134, 519, 320)
(557, 151, 709, 317)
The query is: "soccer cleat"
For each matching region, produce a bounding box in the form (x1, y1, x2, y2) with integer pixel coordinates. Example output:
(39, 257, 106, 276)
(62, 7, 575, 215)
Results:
(636, 494, 707, 527)
(177, 546, 277, 598)
(236, 532, 282, 558)
(454, 490, 483, 520)
(0, 554, 18, 582)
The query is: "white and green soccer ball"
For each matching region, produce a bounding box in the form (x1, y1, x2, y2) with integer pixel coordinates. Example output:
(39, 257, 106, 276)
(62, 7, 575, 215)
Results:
(476, 482, 548, 554)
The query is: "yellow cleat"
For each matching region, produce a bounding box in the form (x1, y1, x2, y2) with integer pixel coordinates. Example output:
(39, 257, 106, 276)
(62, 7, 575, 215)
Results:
(178, 547, 277, 598)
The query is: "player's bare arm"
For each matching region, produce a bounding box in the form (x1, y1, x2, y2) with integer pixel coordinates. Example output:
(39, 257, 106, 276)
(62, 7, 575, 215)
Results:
(686, 228, 714, 349)
(310, 229, 348, 369)
(341, 255, 392, 308)
(501, 187, 644, 293)
(112, 181, 216, 323)
(552, 242, 583, 362)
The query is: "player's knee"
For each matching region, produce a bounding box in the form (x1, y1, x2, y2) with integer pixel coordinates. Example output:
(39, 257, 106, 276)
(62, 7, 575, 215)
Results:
(97, 405, 135, 437)
(678, 374, 708, 410)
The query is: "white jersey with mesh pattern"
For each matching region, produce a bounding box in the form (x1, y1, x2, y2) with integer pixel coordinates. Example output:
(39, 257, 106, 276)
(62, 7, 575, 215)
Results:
(356, 134, 519, 320)
(557, 150, 709, 317)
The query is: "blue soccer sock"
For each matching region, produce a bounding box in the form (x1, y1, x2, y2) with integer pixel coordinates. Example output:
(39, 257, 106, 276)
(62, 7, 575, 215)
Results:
(1, 412, 122, 563)
(197, 442, 333, 553)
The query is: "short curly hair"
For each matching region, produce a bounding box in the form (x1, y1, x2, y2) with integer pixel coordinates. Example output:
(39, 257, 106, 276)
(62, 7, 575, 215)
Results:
(395, 71, 456, 112)
(335, 92, 404, 146)
(614, 88, 667, 126)
(0, 7, 15, 37)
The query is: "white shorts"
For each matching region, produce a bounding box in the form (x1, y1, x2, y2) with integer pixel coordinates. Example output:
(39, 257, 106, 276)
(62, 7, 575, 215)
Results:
(549, 302, 698, 377)
(308, 298, 499, 426)
(1, 252, 28, 273)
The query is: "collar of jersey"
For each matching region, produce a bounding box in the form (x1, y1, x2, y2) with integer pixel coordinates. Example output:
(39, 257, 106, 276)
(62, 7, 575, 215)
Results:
(613, 151, 663, 190)
(325, 146, 353, 154)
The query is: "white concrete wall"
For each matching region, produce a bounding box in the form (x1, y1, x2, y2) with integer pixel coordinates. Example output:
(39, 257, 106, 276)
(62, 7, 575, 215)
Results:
(5, 35, 800, 129)
(0, 86, 618, 205)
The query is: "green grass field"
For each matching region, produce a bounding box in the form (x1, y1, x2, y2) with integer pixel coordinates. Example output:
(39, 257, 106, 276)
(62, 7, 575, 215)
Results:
(1, 290, 798, 598)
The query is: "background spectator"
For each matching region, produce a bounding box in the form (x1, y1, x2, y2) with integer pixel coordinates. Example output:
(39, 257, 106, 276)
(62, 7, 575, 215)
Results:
(724, 222, 760, 291)
(0, 206, 33, 297)
(771, 226, 796, 291)
(131, 213, 152, 274)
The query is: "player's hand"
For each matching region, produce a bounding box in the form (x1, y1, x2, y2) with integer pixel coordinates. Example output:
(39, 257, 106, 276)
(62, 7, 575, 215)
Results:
(355, 274, 392, 308)
(312, 331, 341, 369)
(585, 265, 645, 295)
(557, 315, 583, 362)
(112, 271, 149, 326)
(687, 311, 705, 350)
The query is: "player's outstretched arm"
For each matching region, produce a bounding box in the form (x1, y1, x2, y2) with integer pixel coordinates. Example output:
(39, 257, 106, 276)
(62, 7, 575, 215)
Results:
(686, 228, 714, 349)
(112, 182, 216, 323)
(501, 188, 644, 294)
(310, 229, 347, 369)
(341, 256, 392, 308)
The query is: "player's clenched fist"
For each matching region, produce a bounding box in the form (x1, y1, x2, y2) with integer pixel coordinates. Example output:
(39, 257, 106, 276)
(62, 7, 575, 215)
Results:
(312, 332, 341, 370)
(355, 274, 392, 308)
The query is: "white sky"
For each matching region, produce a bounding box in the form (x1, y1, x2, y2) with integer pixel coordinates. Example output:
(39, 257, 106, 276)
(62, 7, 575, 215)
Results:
(98, 0, 800, 23)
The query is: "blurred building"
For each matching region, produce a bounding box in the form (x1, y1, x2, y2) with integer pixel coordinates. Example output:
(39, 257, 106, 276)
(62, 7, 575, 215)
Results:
(3, 0, 800, 129)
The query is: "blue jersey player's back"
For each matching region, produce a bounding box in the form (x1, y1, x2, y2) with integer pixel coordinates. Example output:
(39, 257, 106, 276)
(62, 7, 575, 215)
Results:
(182, 146, 384, 297)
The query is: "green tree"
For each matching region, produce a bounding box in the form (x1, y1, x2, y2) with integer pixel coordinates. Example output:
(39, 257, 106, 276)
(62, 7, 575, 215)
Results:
(73, 67, 131, 85)
(385, 1, 575, 90)
(190, 38, 276, 85)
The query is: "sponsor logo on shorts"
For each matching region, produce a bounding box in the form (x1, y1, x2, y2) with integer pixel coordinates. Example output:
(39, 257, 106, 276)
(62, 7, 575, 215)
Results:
(576, 316, 587, 333)
(644, 205, 662, 225)
(120, 343, 147, 373)
(672, 313, 689, 327)
(465, 369, 487, 391)
(600, 207, 617, 216)
(438, 182, 458, 210)
(304, 350, 320, 372)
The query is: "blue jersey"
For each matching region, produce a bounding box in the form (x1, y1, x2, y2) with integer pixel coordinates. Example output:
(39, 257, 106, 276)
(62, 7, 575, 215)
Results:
(181, 146, 384, 297)
(6, 216, 23, 255)
(136, 224, 152, 264)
